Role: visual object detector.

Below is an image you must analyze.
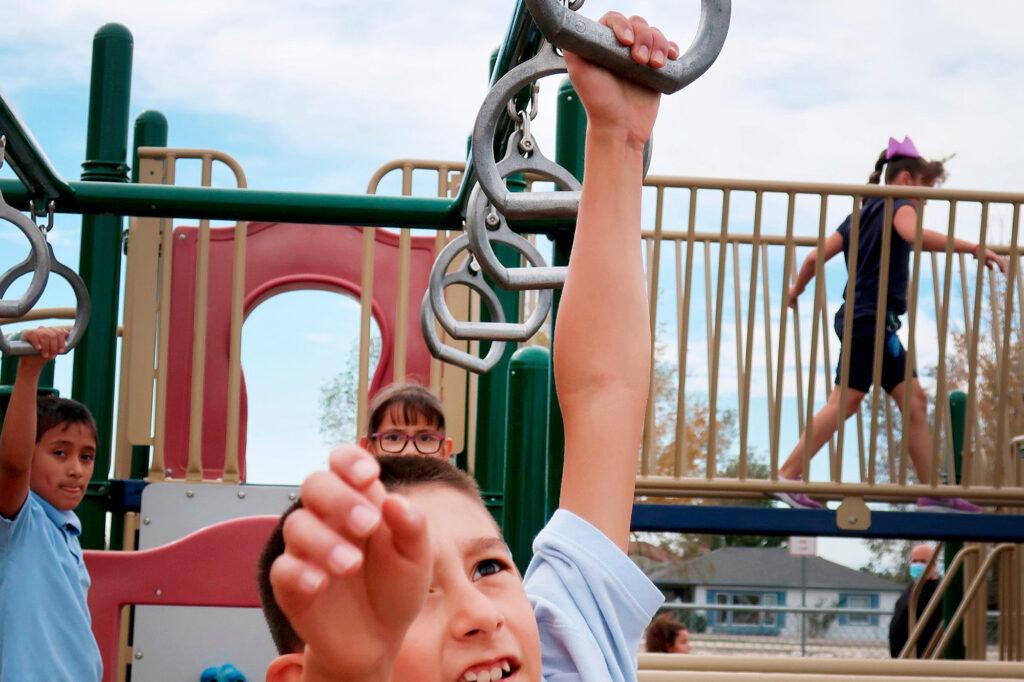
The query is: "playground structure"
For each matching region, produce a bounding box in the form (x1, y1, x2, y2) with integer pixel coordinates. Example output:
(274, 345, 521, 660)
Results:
(1, 0, 1023, 680)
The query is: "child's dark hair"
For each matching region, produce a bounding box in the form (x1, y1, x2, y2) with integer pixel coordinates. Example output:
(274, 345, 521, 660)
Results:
(257, 455, 481, 654)
(868, 150, 947, 186)
(36, 396, 98, 444)
(645, 612, 686, 653)
(367, 382, 445, 434)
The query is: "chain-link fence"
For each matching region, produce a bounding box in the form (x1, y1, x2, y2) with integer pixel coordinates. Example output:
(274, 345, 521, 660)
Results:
(658, 603, 1008, 659)
(659, 601, 877, 658)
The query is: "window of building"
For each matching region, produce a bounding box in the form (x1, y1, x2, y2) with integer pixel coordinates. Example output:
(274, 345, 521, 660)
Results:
(839, 593, 879, 626)
(708, 590, 785, 634)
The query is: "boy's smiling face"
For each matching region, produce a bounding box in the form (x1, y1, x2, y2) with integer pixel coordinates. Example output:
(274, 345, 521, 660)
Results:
(29, 421, 96, 511)
(390, 485, 540, 682)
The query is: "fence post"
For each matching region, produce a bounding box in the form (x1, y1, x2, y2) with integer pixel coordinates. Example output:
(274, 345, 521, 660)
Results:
(504, 346, 552, 572)
(943, 390, 967, 659)
(72, 23, 134, 550)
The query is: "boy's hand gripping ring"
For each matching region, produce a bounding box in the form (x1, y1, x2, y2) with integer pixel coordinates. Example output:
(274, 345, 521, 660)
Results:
(0, 243, 91, 356)
(525, 0, 730, 95)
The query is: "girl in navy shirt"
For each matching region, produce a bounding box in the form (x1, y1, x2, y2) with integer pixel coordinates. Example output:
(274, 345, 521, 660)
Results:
(775, 137, 1006, 512)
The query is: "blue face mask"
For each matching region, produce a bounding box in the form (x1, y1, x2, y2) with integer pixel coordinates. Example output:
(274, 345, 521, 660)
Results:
(909, 562, 926, 580)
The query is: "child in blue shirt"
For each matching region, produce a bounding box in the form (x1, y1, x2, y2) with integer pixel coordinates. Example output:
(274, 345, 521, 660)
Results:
(776, 138, 1007, 512)
(257, 12, 675, 681)
(0, 325, 103, 681)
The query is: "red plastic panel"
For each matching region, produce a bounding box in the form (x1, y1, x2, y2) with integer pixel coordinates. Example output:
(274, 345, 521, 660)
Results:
(164, 223, 436, 480)
(84, 515, 277, 682)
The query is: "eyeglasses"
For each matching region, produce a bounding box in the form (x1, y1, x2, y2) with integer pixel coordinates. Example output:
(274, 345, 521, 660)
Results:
(372, 430, 445, 455)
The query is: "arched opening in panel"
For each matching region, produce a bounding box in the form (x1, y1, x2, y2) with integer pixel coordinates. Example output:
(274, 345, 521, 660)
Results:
(242, 289, 381, 485)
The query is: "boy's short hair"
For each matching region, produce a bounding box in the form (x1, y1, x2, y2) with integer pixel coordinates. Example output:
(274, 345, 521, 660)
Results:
(257, 455, 480, 654)
(36, 396, 98, 444)
(367, 383, 445, 435)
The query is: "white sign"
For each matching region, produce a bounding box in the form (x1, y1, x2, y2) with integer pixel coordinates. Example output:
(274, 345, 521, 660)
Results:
(789, 536, 818, 557)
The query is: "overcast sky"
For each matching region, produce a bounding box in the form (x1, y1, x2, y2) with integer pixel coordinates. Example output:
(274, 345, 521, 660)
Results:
(1, 0, 1021, 569)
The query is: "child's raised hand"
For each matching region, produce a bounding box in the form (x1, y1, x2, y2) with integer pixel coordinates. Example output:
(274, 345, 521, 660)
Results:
(974, 246, 1007, 274)
(787, 285, 803, 308)
(19, 326, 68, 365)
(269, 446, 430, 678)
(562, 12, 679, 149)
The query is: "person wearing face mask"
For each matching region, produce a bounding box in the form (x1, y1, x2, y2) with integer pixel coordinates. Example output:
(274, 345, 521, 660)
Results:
(888, 544, 942, 657)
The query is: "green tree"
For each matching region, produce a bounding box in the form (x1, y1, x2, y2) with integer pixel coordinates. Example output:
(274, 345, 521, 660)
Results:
(318, 335, 381, 446)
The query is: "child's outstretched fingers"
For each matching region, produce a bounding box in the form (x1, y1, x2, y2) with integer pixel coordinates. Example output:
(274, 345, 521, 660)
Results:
(382, 493, 428, 563)
(268, 552, 328, 624)
(283, 506, 363, 576)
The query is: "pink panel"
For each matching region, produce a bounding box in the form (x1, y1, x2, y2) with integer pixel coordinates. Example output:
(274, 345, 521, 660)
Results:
(164, 223, 437, 480)
(84, 516, 277, 682)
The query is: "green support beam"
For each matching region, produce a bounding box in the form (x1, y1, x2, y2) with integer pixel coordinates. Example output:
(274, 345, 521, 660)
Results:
(73, 23, 133, 550)
(128, 110, 168, 482)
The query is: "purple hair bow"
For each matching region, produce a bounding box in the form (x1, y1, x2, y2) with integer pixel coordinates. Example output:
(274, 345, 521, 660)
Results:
(886, 136, 920, 160)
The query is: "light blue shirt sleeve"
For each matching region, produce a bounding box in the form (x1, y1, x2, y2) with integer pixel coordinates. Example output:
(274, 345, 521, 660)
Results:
(523, 510, 664, 681)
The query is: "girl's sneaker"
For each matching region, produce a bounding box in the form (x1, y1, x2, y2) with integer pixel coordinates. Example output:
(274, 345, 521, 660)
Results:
(771, 477, 825, 510)
(916, 496, 983, 514)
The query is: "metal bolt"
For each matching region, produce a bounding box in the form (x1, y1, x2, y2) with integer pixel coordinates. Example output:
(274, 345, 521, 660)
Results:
(165, 468, 173, 477)
(178, 233, 186, 240)
(485, 211, 500, 228)
(155, 588, 162, 597)
(287, 492, 297, 501)
(237, 490, 246, 499)
(185, 490, 194, 498)
(848, 515, 858, 524)
(143, 517, 151, 525)
(134, 651, 144, 660)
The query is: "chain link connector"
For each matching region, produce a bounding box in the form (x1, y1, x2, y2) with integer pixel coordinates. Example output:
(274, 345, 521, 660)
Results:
(0, 134, 6, 170)
(28, 199, 55, 234)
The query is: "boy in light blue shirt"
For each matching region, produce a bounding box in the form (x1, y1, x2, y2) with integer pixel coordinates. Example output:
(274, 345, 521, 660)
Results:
(257, 11, 675, 681)
(0, 326, 103, 681)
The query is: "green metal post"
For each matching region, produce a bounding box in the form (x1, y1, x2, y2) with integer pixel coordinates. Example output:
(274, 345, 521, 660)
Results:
(943, 391, 967, 660)
(72, 23, 133, 550)
(546, 77, 587, 514)
(128, 110, 167, 481)
(504, 346, 552, 572)
(105, 110, 166, 552)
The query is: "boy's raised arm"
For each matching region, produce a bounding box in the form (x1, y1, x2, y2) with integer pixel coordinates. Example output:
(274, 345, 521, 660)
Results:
(554, 14, 678, 551)
(0, 327, 66, 518)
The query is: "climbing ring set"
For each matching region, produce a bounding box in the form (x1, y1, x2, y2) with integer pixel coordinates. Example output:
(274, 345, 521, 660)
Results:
(421, 0, 731, 374)
(0, 135, 91, 356)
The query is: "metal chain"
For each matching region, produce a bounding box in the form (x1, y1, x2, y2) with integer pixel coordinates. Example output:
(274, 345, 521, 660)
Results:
(506, 83, 540, 157)
(0, 134, 5, 170)
(563, 0, 585, 11)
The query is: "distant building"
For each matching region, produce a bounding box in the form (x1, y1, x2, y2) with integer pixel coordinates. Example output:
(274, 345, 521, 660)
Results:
(642, 546, 905, 641)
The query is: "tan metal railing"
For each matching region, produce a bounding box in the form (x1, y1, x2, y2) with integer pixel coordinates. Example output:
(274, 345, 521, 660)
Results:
(634, 175, 1023, 505)
(114, 148, 247, 483)
(115, 154, 1024, 505)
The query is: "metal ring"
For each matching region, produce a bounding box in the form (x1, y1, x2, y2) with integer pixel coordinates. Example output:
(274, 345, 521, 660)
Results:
(473, 42, 578, 220)
(472, 43, 653, 220)
(419, 275, 506, 376)
(465, 138, 580, 289)
(0, 243, 91, 356)
(524, 0, 730, 95)
(0, 189, 51, 318)
(429, 233, 551, 342)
